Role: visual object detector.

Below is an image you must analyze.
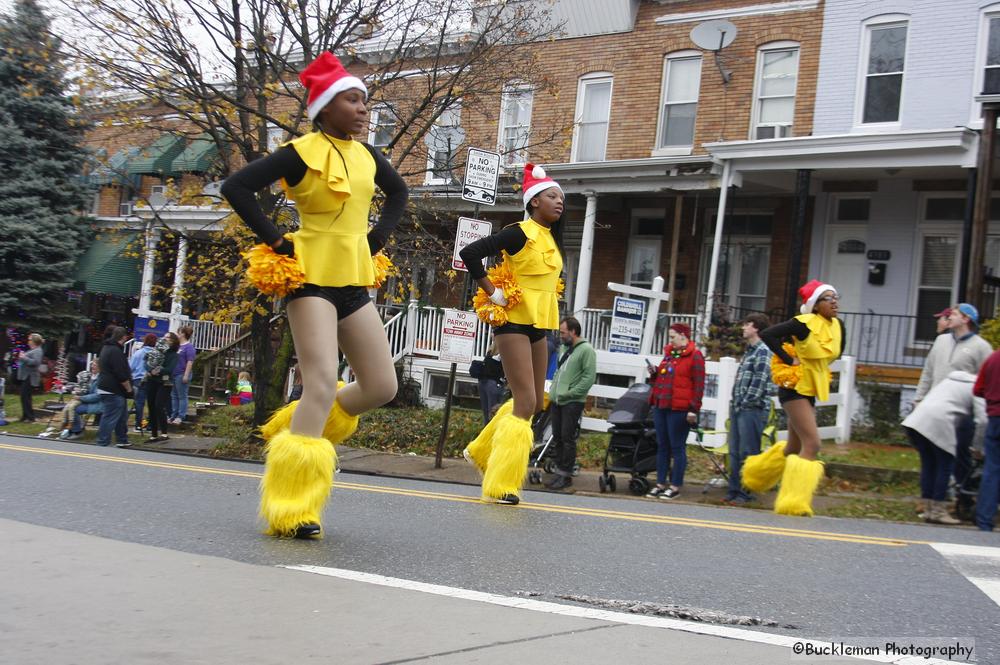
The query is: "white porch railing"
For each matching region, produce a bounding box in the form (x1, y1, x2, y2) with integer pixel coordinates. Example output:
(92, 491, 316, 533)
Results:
(578, 307, 698, 353)
(188, 319, 241, 351)
(381, 300, 856, 443)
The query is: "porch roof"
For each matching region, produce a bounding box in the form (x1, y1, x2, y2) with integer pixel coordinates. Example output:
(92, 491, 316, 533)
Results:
(704, 128, 979, 172)
(543, 155, 720, 194)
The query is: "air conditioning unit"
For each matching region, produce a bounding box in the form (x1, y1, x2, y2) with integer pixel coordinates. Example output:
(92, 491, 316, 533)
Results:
(201, 180, 223, 198)
(119, 202, 134, 217)
(150, 185, 167, 196)
(755, 124, 792, 140)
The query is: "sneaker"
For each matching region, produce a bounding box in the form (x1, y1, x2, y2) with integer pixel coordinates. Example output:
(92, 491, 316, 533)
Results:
(133, 426, 143, 433)
(66, 432, 83, 441)
(646, 486, 666, 498)
(545, 475, 572, 490)
(293, 523, 322, 539)
(660, 487, 681, 500)
(495, 494, 520, 505)
(115, 442, 133, 449)
(58, 429, 71, 440)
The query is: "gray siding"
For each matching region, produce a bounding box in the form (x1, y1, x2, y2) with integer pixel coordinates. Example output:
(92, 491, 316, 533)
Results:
(814, 0, 983, 135)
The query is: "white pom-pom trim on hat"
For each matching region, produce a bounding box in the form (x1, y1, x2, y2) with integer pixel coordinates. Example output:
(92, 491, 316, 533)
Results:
(532, 165, 546, 179)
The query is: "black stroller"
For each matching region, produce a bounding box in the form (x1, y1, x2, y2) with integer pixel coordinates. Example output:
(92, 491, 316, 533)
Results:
(526, 404, 580, 485)
(598, 383, 658, 495)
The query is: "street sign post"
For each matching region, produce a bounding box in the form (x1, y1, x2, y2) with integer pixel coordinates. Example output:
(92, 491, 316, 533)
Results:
(452, 217, 493, 272)
(609, 296, 645, 354)
(461, 148, 500, 206)
(435, 309, 479, 467)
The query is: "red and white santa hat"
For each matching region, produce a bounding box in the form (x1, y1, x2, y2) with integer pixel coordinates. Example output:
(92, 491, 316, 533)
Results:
(799, 279, 837, 314)
(522, 163, 563, 206)
(300, 51, 367, 122)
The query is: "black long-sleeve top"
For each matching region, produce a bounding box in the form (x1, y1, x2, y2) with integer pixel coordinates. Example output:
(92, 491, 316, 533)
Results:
(96, 342, 131, 396)
(220, 142, 408, 254)
(761, 317, 846, 365)
(458, 224, 529, 279)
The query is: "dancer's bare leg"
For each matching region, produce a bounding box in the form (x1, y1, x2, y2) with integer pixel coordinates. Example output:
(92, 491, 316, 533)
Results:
(531, 337, 549, 415)
(336, 302, 398, 415)
(496, 334, 536, 419)
(286, 297, 340, 437)
(783, 399, 820, 460)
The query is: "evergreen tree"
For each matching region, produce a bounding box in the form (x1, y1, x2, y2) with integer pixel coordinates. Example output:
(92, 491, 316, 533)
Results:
(0, 0, 91, 335)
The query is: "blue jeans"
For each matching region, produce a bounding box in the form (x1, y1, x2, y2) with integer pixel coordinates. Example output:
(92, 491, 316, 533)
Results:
(652, 408, 689, 487)
(97, 394, 129, 446)
(478, 379, 503, 425)
(975, 416, 1000, 531)
(133, 381, 147, 428)
(170, 379, 190, 421)
(70, 402, 102, 434)
(728, 408, 768, 499)
(905, 427, 955, 501)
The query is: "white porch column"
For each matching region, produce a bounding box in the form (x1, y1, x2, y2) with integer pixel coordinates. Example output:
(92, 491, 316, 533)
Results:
(701, 160, 732, 341)
(169, 233, 188, 332)
(137, 220, 159, 316)
(573, 191, 598, 315)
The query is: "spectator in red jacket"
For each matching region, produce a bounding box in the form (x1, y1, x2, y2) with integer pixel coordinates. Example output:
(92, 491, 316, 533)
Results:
(646, 323, 705, 500)
(973, 348, 1000, 532)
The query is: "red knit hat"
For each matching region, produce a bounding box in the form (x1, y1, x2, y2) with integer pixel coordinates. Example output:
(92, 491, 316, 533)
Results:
(300, 51, 367, 122)
(522, 163, 562, 206)
(669, 322, 691, 338)
(799, 279, 837, 314)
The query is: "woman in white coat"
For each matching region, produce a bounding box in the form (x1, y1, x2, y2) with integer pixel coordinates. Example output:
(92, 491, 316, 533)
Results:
(902, 370, 986, 524)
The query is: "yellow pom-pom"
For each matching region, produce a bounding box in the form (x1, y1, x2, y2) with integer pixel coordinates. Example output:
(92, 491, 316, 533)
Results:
(371, 252, 396, 289)
(473, 288, 509, 326)
(487, 260, 522, 308)
(771, 343, 801, 389)
(244, 235, 305, 297)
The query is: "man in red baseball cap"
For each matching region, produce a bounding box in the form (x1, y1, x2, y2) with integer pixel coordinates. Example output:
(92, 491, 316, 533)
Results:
(934, 308, 952, 335)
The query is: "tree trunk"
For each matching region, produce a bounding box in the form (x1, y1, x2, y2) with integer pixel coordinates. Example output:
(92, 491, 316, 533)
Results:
(250, 296, 294, 430)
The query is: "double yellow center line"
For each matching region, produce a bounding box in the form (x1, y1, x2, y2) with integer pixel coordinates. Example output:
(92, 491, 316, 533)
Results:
(0, 442, 927, 547)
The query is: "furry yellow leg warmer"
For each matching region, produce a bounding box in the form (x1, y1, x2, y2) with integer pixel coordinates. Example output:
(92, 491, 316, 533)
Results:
(259, 430, 336, 537)
(259, 384, 359, 445)
(480, 412, 532, 500)
(465, 400, 513, 472)
(773, 454, 825, 517)
(741, 440, 788, 493)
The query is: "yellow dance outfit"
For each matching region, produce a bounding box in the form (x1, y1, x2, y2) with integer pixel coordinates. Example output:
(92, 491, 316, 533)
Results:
(743, 310, 844, 516)
(459, 217, 564, 503)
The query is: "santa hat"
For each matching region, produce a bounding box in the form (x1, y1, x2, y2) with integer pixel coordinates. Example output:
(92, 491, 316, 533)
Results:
(300, 51, 367, 122)
(799, 279, 837, 314)
(522, 163, 563, 206)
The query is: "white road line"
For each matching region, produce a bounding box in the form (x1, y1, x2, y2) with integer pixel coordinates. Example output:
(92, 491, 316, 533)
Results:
(282, 564, 959, 664)
(931, 542, 1000, 608)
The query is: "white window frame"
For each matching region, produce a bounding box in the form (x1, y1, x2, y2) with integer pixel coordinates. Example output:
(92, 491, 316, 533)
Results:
(424, 104, 462, 185)
(971, 4, 1000, 127)
(368, 104, 397, 155)
(854, 14, 909, 130)
(749, 41, 799, 141)
(497, 83, 533, 168)
(571, 72, 613, 163)
(653, 51, 702, 157)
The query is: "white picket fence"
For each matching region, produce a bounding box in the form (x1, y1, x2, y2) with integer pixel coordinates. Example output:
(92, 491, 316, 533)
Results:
(383, 301, 857, 444)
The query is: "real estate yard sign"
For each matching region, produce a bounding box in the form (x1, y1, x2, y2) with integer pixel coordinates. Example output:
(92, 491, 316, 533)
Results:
(609, 296, 645, 354)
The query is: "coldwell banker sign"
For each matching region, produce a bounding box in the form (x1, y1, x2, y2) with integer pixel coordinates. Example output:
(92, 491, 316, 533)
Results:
(609, 296, 645, 354)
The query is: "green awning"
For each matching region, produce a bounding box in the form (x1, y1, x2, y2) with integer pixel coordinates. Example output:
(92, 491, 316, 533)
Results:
(127, 134, 187, 177)
(171, 134, 218, 173)
(73, 233, 142, 297)
(90, 146, 140, 186)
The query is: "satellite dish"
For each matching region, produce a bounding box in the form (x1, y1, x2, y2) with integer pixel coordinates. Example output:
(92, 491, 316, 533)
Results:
(690, 19, 738, 51)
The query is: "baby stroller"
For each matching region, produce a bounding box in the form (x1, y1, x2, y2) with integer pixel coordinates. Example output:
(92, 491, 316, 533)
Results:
(526, 399, 580, 485)
(598, 383, 659, 495)
(954, 455, 983, 522)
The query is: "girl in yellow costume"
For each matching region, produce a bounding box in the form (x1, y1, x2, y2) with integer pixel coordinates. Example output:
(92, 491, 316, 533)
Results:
(745, 280, 845, 516)
(222, 52, 408, 538)
(458, 164, 564, 504)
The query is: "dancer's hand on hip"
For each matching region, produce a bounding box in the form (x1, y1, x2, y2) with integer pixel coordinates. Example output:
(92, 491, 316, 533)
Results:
(489, 287, 507, 307)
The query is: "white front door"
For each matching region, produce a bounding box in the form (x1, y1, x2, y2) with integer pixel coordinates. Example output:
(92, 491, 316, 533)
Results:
(822, 225, 867, 313)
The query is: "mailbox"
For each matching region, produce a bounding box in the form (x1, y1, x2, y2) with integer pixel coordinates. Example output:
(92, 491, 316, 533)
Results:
(868, 262, 887, 285)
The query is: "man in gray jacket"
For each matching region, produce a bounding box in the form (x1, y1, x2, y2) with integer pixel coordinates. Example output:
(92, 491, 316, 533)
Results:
(16, 333, 45, 422)
(913, 303, 992, 500)
(545, 317, 597, 490)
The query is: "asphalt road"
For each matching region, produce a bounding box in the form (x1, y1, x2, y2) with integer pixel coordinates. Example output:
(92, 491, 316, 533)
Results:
(1, 434, 998, 664)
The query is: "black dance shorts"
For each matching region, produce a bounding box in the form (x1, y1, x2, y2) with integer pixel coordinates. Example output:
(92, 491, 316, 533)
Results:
(777, 387, 816, 406)
(493, 321, 548, 343)
(285, 283, 371, 320)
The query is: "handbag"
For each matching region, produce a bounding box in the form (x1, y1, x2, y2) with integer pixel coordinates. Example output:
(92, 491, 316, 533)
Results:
(468, 360, 485, 379)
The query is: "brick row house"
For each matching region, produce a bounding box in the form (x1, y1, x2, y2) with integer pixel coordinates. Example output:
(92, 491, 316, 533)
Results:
(73, 0, 1000, 410)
